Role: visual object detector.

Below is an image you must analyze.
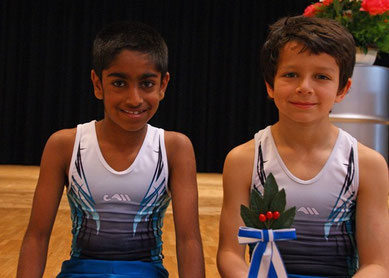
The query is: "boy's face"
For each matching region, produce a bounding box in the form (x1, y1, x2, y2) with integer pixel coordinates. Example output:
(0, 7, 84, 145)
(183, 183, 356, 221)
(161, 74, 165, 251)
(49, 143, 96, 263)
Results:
(266, 41, 351, 125)
(91, 49, 169, 132)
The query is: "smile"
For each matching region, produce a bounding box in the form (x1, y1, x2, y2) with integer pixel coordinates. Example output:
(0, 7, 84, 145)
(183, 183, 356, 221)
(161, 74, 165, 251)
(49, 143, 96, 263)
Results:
(290, 102, 316, 109)
(123, 110, 142, 114)
(120, 109, 147, 116)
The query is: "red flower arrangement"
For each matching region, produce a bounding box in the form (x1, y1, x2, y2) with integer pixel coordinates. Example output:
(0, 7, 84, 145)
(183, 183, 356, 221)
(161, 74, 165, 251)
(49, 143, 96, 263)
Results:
(303, 0, 389, 54)
(361, 0, 389, 15)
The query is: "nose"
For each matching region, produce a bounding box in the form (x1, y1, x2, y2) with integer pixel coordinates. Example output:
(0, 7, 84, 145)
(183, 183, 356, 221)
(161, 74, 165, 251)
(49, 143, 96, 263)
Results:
(125, 86, 143, 107)
(296, 77, 313, 95)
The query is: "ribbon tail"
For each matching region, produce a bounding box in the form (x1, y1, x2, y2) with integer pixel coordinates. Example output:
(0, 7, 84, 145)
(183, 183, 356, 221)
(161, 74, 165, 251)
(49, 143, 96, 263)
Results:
(271, 242, 288, 278)
(268, 262, 277, 278)
(258, 242, 272, 278)
(248, 242, 266, 278)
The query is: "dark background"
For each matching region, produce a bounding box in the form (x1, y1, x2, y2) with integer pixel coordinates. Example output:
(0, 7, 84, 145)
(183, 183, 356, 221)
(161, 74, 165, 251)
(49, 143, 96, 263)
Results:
(1, 0, 388, 172)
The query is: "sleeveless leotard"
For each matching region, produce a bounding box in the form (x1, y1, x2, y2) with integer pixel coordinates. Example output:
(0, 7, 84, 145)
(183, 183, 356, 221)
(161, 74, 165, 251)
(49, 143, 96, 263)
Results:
(66, 120, 171, 263)
(251, 126, 359, 277)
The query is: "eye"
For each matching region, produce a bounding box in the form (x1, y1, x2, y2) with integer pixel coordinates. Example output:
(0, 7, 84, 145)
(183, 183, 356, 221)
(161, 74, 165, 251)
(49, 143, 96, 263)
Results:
(283, 72, 297, 78)
(112, 80, 126, 87)
(316, 74, 330, 80)
(140, 80, 155, 89)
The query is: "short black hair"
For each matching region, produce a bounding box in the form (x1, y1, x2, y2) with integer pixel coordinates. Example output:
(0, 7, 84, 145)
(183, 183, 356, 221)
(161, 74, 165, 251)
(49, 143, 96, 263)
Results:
(261, 16, 355, 91)
(92, 21, 168, 79)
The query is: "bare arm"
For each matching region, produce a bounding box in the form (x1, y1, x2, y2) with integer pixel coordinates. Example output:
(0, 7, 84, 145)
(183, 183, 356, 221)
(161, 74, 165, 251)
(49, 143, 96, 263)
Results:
(165, 131, 205, 278)
(217, 140, 254, 278)
(353, 143, 389, 277)
(17, 129, 75, 278)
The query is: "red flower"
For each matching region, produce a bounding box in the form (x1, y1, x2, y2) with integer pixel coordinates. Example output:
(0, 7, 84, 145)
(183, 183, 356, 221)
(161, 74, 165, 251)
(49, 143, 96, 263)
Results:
(361, 0, 389, 15)
(304, 3, 324, 17)
(322, 0, 333, 6)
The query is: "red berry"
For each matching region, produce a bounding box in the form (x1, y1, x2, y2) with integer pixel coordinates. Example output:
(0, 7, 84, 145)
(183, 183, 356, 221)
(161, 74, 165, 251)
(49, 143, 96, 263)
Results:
(273, 211, 280, 219)
(259, 214, 266, 222)
(266, 211, 273, 219)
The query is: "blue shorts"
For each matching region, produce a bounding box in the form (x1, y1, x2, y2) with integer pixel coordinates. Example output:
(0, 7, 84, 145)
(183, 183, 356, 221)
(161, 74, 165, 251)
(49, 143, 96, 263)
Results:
(57, 258, 169, 278)
(289, 275, 349, 278)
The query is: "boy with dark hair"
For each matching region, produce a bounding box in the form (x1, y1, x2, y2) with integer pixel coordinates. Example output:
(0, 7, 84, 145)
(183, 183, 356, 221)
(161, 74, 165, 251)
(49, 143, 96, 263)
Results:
(217, 16, 389, 277)
(17, 21, 205, 278)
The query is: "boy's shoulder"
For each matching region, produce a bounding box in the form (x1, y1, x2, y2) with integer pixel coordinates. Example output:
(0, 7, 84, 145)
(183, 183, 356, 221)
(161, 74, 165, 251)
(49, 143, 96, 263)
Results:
(357, 141, 388, 194)
(357, 141, 388, 171)
(225, 139, 255, 169)
(222, 139, 255, 192)
(39, 127, 78, 174)
(228, 139, 255, 157)
(48, 121, 97, 148)
(164, 130, 194, 158)
(48, 127, 77, 145)
(164, 130, 192, 147)
(45, 127, 77, 158)
(163, 130, 197, 175)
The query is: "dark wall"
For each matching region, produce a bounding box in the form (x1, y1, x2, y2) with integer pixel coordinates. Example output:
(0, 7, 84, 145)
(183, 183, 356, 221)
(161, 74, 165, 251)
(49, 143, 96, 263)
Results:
(1, 0, 388, 172)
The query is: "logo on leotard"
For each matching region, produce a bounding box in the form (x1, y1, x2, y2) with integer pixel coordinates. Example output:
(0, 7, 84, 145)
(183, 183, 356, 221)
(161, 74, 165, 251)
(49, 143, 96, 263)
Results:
(103, 194, 131, 202)
(297, 207, 319, 215)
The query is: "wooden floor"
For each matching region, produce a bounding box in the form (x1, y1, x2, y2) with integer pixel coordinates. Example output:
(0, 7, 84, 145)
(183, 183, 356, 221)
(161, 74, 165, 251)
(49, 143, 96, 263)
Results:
(0, 165, 223, 278)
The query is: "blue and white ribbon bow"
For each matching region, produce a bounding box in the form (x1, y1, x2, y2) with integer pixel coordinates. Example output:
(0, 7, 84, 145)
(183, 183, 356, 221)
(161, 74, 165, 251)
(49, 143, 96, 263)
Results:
(238, 226, 296, 278)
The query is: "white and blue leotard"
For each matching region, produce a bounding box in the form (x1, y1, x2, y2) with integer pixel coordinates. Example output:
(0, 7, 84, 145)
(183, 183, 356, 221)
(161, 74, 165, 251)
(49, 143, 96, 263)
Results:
(251, 126, 359, 277)
(59, 120, 170, 277)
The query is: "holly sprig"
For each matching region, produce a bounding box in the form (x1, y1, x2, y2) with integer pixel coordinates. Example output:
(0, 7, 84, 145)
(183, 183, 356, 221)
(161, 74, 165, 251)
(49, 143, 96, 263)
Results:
(241, 173, 296, 230)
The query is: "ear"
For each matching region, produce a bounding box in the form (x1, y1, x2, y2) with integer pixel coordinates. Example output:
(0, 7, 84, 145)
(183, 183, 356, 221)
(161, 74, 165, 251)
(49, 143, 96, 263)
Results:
(265, 82, 275, 99)
(91, 70, 103, 100)
(159, 72, 170, 100)
(335, 78, 352, 103)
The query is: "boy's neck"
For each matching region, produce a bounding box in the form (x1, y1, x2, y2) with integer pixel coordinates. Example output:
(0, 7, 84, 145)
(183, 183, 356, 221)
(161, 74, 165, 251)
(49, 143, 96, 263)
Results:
(271, 120, 339, 152)
(270, 120, 340, 180)
(93, 119, 149, 172)
(95, 119, 148, 149)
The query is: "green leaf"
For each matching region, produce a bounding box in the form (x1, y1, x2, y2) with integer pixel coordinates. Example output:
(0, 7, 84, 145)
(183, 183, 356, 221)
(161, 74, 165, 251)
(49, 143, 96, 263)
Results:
(240, 205, 255, 228)
(281, 207, 296, 228)
(271, 207, 296, 229)
(333, 0, 342, 17)
(263, 173, 278, 209)
(250, 188, 266, 214)
(241, 204, 266, 229)
(269, 189, 286, 213)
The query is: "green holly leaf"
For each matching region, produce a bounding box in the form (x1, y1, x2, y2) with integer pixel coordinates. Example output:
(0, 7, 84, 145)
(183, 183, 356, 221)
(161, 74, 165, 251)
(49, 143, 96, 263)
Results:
(241, 205, 255, 227)
(250, 188, 266, 214)
(271, 207, 296, 229)
(269, 188, 286, 213)
(281, 207, 296, 228)
(240, 204, 265, 229)
(263, 173, 278, 209)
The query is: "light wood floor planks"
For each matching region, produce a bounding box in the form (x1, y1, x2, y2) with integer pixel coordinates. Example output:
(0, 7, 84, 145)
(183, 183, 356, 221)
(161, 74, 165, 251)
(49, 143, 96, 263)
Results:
(0, 165, 223, 278)
(2, 165, 388, 278)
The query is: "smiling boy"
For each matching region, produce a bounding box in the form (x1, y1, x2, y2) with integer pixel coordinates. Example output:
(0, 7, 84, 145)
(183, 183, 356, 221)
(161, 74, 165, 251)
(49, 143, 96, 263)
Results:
(17, 21, 205, 278)
(217, 16, 389, 277)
